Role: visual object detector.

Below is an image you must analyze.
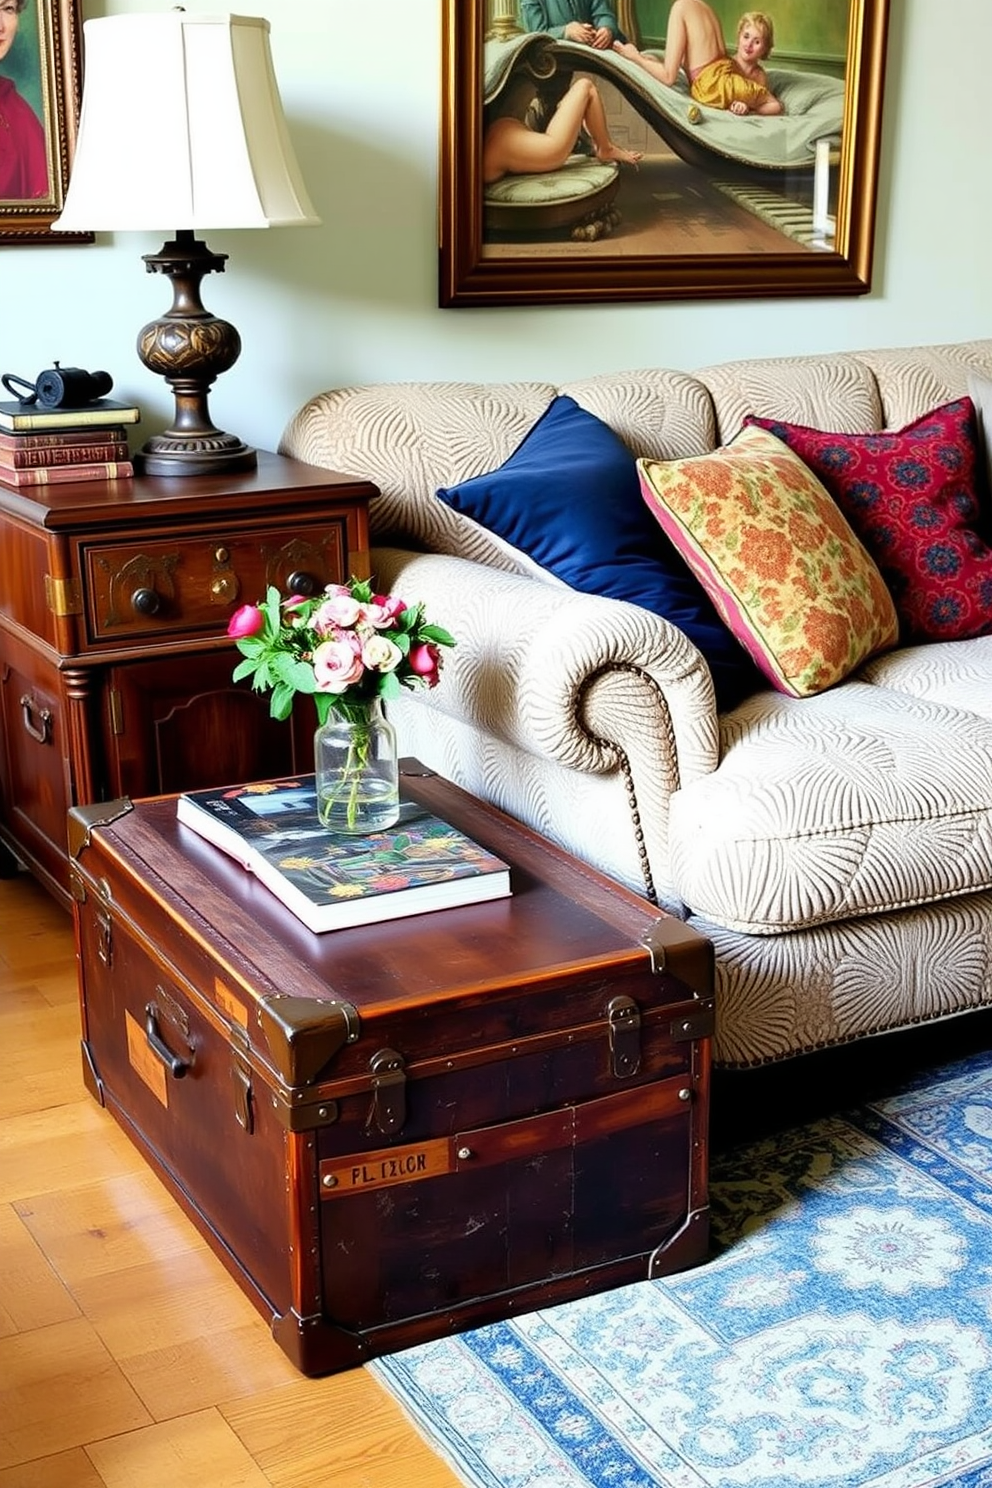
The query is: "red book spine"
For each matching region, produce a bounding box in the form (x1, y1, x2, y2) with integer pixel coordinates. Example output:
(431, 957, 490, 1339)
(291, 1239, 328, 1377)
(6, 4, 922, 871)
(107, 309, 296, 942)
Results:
(0, 425, 130, 451)
(0, 441, 130, 469)
(0, 460, 134, 487)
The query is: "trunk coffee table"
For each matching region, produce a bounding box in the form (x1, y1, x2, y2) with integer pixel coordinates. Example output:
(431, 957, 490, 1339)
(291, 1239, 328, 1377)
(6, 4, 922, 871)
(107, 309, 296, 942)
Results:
(68, 761, 713, 1375)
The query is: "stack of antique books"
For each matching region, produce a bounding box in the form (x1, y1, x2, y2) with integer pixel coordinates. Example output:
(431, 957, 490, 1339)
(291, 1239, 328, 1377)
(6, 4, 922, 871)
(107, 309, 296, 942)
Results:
(0, 397, 141, 487)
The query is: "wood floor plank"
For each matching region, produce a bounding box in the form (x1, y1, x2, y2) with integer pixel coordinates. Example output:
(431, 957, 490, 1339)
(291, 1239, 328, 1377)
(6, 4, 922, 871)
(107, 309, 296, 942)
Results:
(0, 1317, 151, 1469)
(0, 1002, 88, 1120)
(0, 1099, 146, 1206)
(223, 1370, 464, 1488)
(14, 1169, 208, 1286)
(0, 900, 73, 977)
(0, 1448, 107, 1488)
(120, 1327, 301, 1422)
(85, 1408, 272, 1488)
(0, 1205, 78, 1338)
(69, 1246, 265, 1361)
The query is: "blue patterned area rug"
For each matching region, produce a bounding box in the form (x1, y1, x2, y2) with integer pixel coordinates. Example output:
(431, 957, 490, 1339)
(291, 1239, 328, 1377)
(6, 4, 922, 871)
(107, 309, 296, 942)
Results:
(369, 1050, 992, 1488)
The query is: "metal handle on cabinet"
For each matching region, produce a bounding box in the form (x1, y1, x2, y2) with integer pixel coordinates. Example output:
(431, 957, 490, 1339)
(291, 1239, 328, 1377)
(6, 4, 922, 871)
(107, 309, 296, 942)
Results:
(144, 1003, 191, 1079)
(19, 693, 52, 744)
(132, 586, 161, 616)
(210, 574, 239, 604)
(286, 569, 320, 598)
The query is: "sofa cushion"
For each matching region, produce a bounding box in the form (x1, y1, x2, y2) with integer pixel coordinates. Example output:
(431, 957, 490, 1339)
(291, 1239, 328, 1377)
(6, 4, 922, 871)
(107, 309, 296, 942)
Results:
(668, 682, 992, 935)
(436, 394, 762, 709)
(746, 399, 992, 643)
(636, 425, 898, 698)
(859, 634, 992, 721)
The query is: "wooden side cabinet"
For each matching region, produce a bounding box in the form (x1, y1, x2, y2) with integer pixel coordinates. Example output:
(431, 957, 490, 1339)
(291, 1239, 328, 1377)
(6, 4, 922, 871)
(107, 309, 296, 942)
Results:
(0, 452, 375, 907)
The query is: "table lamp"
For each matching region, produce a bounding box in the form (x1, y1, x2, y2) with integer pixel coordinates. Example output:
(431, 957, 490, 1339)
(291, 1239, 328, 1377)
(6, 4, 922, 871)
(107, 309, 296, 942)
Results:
(53, 11, 320, 477)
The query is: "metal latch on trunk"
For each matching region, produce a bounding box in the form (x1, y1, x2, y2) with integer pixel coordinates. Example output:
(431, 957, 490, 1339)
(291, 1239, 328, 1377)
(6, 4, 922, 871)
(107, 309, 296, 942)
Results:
(367, 1047, 406, 1136)
(606, 995, 641, 1078)
(230, 1024, 254, 1135)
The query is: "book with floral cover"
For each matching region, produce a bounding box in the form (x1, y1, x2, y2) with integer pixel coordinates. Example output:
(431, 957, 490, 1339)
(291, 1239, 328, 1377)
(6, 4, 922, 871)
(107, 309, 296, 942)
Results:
(176, 775, 511, 932)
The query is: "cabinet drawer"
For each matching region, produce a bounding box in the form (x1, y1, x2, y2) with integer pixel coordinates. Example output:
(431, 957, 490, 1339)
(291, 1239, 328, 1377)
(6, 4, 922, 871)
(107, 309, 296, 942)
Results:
(83, 520, 350, 645)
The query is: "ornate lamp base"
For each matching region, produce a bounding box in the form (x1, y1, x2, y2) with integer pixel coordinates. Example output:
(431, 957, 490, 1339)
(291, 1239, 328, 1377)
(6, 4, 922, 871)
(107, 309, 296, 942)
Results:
(137, 231, 257, 478)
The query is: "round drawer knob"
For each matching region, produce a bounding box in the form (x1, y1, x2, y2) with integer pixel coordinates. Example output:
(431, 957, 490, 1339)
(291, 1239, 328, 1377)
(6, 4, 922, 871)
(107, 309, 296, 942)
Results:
(132, 586, 161, 616)
(457, 1146, 473, 1161)
(287, 569, 319, 597)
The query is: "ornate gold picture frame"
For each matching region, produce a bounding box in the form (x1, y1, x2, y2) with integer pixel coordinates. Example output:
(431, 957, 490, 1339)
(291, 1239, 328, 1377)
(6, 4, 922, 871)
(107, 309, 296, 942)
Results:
(0, 0, 89, 244)
(440, 0, 888, 306)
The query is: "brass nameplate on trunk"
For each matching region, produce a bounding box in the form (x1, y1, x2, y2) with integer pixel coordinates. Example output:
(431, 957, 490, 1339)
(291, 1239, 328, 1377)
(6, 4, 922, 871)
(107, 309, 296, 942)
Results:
(319, 1138, 452, 1198)
(125, 1009, 168, 1108)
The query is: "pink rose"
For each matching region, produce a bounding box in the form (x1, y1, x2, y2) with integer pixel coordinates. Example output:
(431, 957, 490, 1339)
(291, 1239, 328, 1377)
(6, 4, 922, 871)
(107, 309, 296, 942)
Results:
(312, 595, 362, 635)
(312, 639, 365, 693)
(408, 641, 441, 687)
(364, 593, 407, 628)
(227, 604, 264, 639)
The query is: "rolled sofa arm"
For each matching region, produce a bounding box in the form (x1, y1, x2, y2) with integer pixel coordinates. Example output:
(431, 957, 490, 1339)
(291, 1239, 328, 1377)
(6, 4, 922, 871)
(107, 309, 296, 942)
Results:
(373, 545, 721, 906)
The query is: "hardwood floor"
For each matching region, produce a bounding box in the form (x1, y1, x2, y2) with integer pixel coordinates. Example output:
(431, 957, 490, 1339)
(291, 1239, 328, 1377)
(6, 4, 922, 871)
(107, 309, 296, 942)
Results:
(0, 870, 461, 1488)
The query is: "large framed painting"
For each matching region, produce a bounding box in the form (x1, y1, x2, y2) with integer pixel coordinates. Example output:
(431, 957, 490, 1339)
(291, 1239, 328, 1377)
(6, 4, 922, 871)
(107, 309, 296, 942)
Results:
(440, 0, 888, 306)
(0, 0, 89, 243)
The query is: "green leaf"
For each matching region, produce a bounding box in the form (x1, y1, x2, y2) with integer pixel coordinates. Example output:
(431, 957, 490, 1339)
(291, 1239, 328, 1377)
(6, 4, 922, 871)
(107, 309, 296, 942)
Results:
(232, 657, 259, 682)
(270, 681, 295, 721)
(419, 624, 455, 647)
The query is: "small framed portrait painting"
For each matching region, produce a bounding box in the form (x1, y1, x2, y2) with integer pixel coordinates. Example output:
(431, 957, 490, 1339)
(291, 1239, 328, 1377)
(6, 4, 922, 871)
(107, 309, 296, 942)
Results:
(0, 0, 90, 243)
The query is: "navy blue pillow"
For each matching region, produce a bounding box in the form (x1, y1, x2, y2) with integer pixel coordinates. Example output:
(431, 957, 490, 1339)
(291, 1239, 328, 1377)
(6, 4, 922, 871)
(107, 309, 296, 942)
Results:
(436, 395, 761, 710)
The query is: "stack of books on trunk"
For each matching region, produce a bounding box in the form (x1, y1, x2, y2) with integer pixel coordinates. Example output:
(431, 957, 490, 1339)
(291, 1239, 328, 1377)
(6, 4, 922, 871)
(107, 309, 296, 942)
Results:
(0, 398, 141, 487)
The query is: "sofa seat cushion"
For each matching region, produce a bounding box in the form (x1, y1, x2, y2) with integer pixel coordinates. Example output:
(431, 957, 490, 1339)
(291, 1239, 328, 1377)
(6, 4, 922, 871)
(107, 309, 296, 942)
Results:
(693, 890, 992, 1067)
(667, 682, 992, 934)
(858, 635, 992, 720)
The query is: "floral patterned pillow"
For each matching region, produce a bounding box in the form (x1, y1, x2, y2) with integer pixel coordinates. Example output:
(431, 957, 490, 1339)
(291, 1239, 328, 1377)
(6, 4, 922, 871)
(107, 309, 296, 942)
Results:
(746, 399, 992, 642)
(637, 425, 899, 698)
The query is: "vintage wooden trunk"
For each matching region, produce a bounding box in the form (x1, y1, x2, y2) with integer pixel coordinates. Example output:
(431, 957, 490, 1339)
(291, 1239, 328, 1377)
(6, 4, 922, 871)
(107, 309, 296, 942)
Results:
(69, 763, 714, 1376)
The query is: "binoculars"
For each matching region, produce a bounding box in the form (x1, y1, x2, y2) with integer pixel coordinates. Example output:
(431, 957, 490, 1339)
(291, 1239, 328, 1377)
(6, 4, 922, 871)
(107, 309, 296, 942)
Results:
(2, 363, 114, 409)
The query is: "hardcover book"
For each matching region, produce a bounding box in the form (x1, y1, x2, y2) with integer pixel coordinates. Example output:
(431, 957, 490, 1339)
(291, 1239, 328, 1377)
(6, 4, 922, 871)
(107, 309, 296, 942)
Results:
(0, 399, 141, 432)
(0, 425, 131, 451)
(176, 776, 512, 933)
(0, 439, 130, 469)
(0, 459, 134, 487)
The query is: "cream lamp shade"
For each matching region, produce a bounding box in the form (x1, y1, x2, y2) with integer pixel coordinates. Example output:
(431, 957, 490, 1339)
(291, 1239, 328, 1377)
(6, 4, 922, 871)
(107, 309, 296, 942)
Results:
(54, 11, 320, 477)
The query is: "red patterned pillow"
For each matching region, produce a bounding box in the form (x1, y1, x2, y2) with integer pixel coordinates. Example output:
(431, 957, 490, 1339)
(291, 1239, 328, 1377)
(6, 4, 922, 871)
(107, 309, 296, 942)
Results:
(745, 399, 992, 642)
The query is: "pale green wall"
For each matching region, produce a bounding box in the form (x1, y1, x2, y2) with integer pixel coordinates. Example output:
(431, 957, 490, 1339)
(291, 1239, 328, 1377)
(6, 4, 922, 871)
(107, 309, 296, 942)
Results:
(0, 0, 989, 456)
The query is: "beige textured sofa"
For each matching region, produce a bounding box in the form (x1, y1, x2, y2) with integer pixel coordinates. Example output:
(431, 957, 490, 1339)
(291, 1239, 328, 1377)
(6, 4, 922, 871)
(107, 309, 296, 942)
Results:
(281, 341, 992, 1068)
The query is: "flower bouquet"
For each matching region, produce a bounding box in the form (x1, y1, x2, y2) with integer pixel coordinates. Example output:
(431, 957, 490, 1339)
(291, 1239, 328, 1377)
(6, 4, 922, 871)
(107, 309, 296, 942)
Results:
(228, 577, 454, 832)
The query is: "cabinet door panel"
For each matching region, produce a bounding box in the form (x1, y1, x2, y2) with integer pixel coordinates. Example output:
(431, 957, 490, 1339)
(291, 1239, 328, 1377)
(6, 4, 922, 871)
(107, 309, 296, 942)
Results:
(105, 653, 315, 799)
(0, 633, 69, 895)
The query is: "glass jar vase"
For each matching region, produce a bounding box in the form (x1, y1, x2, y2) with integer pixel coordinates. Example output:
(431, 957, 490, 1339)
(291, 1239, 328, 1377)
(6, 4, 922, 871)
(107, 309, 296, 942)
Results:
(314, 698, 399, 834)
